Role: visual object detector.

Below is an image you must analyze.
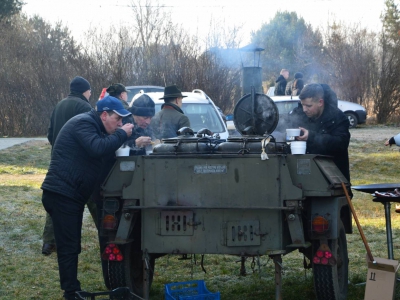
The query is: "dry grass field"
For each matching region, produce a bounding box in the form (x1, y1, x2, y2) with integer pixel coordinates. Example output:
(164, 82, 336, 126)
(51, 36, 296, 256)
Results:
(1, 125, 400, 299)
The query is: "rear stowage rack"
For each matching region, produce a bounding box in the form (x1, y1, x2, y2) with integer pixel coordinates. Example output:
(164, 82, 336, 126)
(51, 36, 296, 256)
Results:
(75, 287, 133, 300)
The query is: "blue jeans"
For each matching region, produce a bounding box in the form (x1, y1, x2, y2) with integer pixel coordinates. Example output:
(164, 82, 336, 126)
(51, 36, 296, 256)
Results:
(42, 190, 84, 294)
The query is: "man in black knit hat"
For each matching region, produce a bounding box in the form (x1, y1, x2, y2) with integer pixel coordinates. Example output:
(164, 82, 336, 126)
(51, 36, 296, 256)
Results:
(42, 76, 98, 256)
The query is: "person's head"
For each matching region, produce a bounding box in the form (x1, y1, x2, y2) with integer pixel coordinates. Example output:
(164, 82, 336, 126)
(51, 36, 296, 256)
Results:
(96, 96, 131, 134)
(280, 69, 289, 80)
(106, 83, 128, 102)
(70, 76, 91, 100)
(293, 79, 304, 91)
(159, 85, 187, 107)
(294, 72, 303, 79)
(130, 94, 155, 129)
(298, 83, 325, 119)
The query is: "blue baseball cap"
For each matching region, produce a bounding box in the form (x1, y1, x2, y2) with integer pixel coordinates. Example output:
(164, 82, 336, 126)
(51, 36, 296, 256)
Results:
(96, 96, 131, 117)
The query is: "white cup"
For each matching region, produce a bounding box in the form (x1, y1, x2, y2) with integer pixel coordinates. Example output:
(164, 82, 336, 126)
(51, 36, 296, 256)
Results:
(290, 141, 306, 154)
(115, 147, 130, 157)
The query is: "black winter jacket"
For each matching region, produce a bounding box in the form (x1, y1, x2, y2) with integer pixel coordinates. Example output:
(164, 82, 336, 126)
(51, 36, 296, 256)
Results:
(41, 109, 128, 203)
(47, 93, 92, 146)
(289, 104, 351, 181)
(274, 75, 287, 96)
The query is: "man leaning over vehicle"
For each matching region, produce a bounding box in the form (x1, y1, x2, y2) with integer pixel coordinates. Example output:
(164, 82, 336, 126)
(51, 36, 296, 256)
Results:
(41, 96, 133, 300)
(42, 76, 97, 256)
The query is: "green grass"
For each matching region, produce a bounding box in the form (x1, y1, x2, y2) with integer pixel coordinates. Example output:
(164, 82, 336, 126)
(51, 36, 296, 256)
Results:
(1, 131, 400, 299)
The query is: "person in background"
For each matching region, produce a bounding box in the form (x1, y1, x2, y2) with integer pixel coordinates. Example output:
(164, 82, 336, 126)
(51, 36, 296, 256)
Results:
(106, 83, 133, 124)
(126, 93, 156, 153)
(41, 96, 133, 300)
(285, 72, 303, 95)
(291, 78, 305, 96)
(274, 69, 289, 96)
(42, 76, 97, 256)
(289, 83, 351, 181)
(150, 85, 190, 139)
(385, 135, 400, 212)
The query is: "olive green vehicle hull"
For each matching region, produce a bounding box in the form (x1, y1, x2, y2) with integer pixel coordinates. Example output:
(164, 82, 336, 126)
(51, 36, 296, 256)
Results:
(100, 153, 351, 300)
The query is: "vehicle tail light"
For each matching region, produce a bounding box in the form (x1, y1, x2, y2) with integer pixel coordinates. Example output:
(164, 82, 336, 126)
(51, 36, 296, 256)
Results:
(312, 216, 329, 233)
(102, 214, 117, 230)
(98, 88, 107, 100)
(102, 244, 124, 261)
(313, 243, 336, 266)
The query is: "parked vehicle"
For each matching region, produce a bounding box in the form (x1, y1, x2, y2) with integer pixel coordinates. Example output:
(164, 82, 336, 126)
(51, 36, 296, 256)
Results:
(266, 87, 367, 128)
(98, 85, 164, 104)
(130, 89, 229, 139)
(99, 92, 351, 300)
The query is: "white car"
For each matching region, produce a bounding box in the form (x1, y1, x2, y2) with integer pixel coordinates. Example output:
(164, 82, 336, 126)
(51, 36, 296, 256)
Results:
(266, 87, 366, 128)
(131, 89, 229, 139)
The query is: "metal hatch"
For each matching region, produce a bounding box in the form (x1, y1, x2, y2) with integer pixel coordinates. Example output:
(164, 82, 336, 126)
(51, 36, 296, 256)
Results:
(233, 92, 279, 136)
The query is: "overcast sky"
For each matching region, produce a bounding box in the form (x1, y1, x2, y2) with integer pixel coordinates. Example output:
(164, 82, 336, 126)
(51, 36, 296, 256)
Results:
(22, 0, 387, 46)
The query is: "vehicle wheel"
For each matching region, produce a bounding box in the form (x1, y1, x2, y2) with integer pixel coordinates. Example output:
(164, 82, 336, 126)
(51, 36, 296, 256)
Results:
(312, 221, 348, 300)
(345, 112, 358, 128)
(100, 242, 155, 298)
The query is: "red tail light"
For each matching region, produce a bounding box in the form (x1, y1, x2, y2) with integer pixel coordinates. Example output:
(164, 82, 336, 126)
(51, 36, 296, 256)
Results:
(312, 216, 329, 233)
(102, 244, 124, 261)
(313, 243, 336, 266)
(98, 88, 107, 100)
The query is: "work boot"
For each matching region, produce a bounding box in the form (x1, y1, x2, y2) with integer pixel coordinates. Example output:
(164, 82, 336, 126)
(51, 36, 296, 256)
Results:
(42, 243, 56, 255)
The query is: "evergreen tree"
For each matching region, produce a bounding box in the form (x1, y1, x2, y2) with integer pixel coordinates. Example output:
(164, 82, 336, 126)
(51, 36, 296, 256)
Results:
(0, 0, 23, 20)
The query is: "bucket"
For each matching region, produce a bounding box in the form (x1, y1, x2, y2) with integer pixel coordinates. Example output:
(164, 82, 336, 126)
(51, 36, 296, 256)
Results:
(290, 141, 306, 154)
(115, 146, 130, 157)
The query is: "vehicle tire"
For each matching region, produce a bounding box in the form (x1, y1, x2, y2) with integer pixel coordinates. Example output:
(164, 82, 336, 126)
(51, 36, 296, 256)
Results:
(345, 112, 358, 128)
(312, 221, 348, 300)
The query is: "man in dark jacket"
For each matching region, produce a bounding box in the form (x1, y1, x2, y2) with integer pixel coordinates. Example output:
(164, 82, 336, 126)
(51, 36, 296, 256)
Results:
(41, 96, 133, 299)
(42, 76, 94, 256)
(150, 85, 190, 139)
(274, 69, 289, 96)
(289, 83, 351, 181)
(126, 93, 156, 153)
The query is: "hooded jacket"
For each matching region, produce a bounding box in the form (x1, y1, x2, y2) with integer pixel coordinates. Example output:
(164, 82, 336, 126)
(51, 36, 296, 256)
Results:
(274, 75, 287, 96)
(289, 104, 351, 181)
(47, 93, 92, 146)
(41, 109, 128, 203)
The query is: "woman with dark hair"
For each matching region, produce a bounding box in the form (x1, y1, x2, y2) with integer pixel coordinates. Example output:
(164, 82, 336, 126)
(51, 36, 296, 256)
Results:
(291, 78, 304, 96)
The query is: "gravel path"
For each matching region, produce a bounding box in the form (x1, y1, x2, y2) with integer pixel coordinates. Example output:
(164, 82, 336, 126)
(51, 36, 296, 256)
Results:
(350, 127, 400, 142)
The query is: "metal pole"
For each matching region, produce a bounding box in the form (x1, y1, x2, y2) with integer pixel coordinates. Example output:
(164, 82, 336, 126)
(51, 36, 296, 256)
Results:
(272, 255, 282, 300)
(383, 202, 394, 259)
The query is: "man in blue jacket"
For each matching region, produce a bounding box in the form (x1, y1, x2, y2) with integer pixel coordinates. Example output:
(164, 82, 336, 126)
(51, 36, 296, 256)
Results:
(41, 96, 134, 300)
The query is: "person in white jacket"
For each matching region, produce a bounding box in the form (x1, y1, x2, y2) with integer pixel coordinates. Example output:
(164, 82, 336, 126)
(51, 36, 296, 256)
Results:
(384, 134, 400, 212)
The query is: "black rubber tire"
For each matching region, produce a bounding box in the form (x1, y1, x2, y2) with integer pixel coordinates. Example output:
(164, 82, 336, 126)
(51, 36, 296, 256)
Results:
(345, 112, 358, 128)
(313, 221, 348, 300)
(124, 246, 155, 297)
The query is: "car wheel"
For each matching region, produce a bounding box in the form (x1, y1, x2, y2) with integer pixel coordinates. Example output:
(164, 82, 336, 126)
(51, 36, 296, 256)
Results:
(345, 112, 358, 128)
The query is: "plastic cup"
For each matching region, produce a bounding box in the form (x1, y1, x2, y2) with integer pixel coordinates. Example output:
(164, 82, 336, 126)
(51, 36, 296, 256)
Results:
(290, 141, 306, 154)
(115, 147, 130, 156)
(286, 128, 301, 137)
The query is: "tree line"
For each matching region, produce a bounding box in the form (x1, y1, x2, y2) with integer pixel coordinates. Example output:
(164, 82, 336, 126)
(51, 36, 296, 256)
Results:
(0, 0, 399, 136)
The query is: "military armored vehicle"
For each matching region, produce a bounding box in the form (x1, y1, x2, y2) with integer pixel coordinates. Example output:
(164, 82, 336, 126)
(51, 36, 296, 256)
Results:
(98, 92, 351, 300)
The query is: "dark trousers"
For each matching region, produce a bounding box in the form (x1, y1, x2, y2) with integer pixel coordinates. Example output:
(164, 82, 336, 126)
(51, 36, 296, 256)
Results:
(42, 190, 84, 294)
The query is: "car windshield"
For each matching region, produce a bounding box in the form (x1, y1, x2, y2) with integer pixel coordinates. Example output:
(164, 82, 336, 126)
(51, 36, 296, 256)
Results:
(275, 101, 299, 115)
(155, 103, 226, 134)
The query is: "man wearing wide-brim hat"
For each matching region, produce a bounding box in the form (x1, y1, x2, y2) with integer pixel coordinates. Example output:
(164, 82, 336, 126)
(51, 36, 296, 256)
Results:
(150, 85, 191, 139)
